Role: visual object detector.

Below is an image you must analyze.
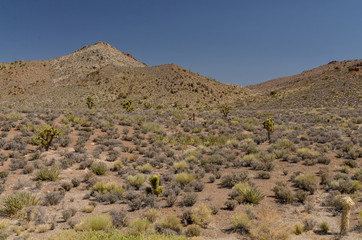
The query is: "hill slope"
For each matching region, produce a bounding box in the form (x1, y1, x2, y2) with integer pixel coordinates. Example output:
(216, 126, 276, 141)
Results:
(245, 60, 362, 108)
(0, 42, 245, 110)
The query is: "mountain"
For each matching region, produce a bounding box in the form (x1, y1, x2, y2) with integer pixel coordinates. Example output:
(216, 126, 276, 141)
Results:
(0, 42, 245, 110)
(245, 60, 362, 108)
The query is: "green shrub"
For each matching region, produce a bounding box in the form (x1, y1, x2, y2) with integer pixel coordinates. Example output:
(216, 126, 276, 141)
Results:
(275, 138, 293, 149)
(136, 163, 153, 173)
(2, 192, 40, 216)
(294, 173, 318, 194)
(113, 160, 123, 171)
(185, 224, 201, 237)
(173, 161, 189, 171)
(81, 214, 113, 231)
(129, 218, 151, 235)
(91, 162, 108, 175)
(144, 208, 159, 223)
(231, 213, 250, 233)
(234, 182, 264, 204)
(176, 172, 195, 186)
(272, 182, 294, 204)
(92, 182, 125, 196)
(156, 215, 182, 234)
(35, 164, 60, 181)
(294, 223, 303, 235)
(191, 204, 213, 228)
(128, 174, 146, 189)
(319, 221, 329, 233)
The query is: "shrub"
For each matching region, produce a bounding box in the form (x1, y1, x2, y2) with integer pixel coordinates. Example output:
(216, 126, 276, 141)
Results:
(176, 172, 195, 186)
(294, 173, 318, 194)
(43, 191, 65, 206)
(110, 209, 128, 228)
(156, 215, 182, 234)
(181, 192, 198, 207)
(319, 221, 329, 233)
(2, 191, 40, 216)
(221, 171, 249, 188)
(127, 174, 146, 189)
(90, 162, 107, 175)
(81, 214, 113, 231)
(294, 223, 303, 235)
(231, 213, 250, 233)
(303, 218, 316, 231)
(234, 182, 264, 204)
(191, 204, 213, 228)
(35, 164, 60, 181)
(113, 160, 123, 171)
(144, 208, 159, 223)
(136, 163, 153, 173)
(129, 218, 151, 235)
(92, 182, 125, 196)
(272, 182, 294, 204)
(185, 224, 201, 237)
(224, 200, 238, 210)
(82, 205, 95, 213)
(173, 160, 189, 171)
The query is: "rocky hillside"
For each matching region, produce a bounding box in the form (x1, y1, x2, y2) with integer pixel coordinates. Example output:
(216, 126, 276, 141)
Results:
(245, 60, 362, 108)
(0, 42, 245, 110)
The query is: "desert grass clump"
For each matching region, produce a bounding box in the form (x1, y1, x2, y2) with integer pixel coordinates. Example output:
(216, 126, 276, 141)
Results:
(294, 173, 318, 194)
(35, 164, 60, 181)
(81, 214, 113, 231)
(90, 162, 108, 175)
(185, 224, 201, 237)
(272, 182, 294, 204)
(176, 172, 195, 186)
(129, 218, 152, 235)
(319, 221, 329, 233)
(173, 160, 189, 171)
(92, 182, 125, 196)
(231, 213, 250, 233)
(156, 215, 183, 234)
(294, 223, 303, 235)
(136, 163, 153, 173)
(191, 204, 213, 228)
(2, 191, 40, 216)
(233, 182, 264, 204)
(127, 174, 146, 189)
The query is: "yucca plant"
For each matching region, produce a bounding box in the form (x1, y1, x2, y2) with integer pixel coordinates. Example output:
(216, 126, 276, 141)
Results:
(2, 192, 41, 216)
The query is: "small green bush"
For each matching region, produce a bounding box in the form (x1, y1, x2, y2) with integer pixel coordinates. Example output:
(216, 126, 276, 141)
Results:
(156, 215, 182, 234)
(81, 214, 113, 231)
(92, 182, 125, 196)
(231, 213, 250, 233)
(319, 221, 329, 233)
(176, 172, 195, 186)
(35, 164, 60, 181)
(294, 173, 318, 194)
(129, 218, 151, 235)
(185, 224, 201, 237)
(128, 174, 146, 189)
(91, 162, 108, 175)
(234, 182, 264, 204)
(191, 204, 213, 228)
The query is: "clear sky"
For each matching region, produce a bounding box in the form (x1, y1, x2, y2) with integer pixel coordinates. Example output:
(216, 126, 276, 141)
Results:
(1, 0, 361, 86)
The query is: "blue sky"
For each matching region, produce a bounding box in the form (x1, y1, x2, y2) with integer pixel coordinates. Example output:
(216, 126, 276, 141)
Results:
(1, 0, 361, 86)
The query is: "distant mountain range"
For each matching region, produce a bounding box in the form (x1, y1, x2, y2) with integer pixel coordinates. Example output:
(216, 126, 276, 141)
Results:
(0, 42, 360, 110)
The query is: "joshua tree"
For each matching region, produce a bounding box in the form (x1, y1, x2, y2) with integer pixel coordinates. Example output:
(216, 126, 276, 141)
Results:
(220, 105, 232, 118)
(262, 118, 275, 143)
(86, 96, 95, 109)
(145, 175, 164, 196)
(36, 126, 61, 151)
(340, 196, 355, 235)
